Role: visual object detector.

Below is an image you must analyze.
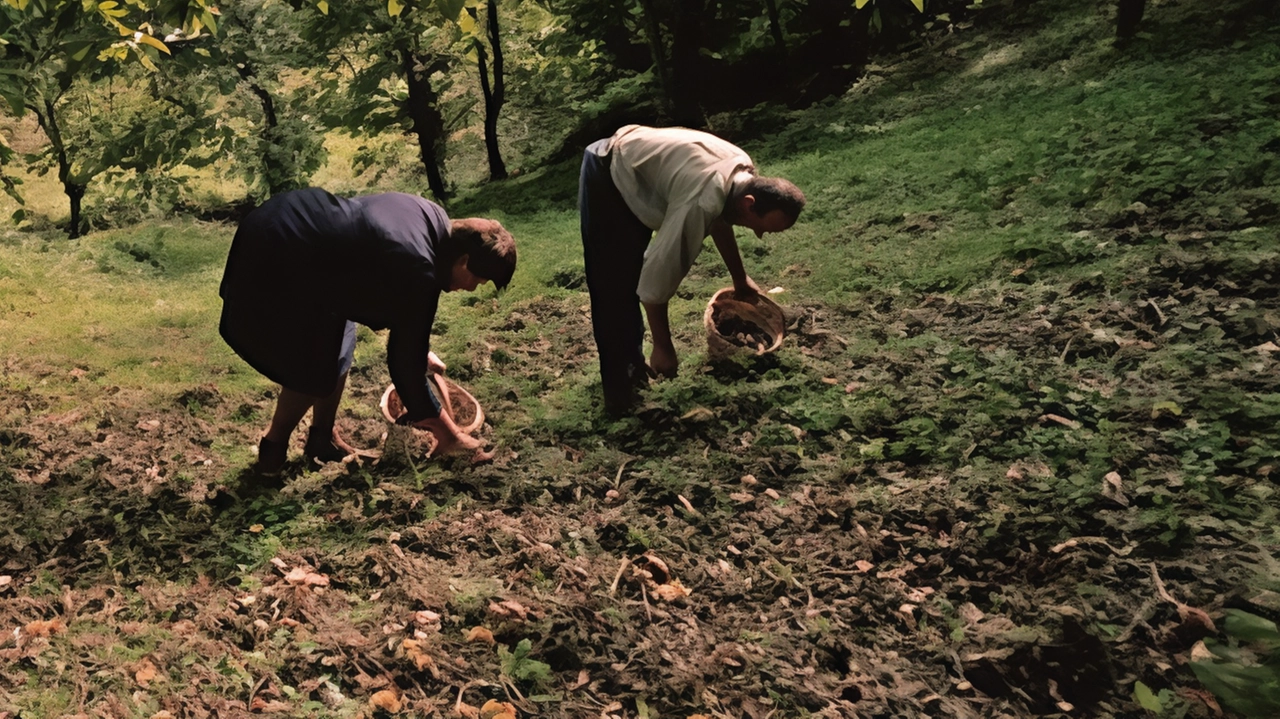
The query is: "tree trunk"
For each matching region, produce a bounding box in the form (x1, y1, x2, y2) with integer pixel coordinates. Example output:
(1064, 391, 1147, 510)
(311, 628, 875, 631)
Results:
(635, 0, 674, 116)
(763, 0, 785, 51)
(402, 50, 449, 202)
(1116, 0, 1146, 44)
(65, 181, 85, 240)
(669, 0, 707, 127)
(34, 99, 84, 238)
(473, 1, 508, 181)
(236, 62, 297, 196)
(236, 63, 278, 129)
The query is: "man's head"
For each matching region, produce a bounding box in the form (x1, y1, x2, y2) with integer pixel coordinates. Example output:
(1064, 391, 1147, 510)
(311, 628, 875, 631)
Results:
(727, 176, 806, 238)
(445, 218, 517, 292)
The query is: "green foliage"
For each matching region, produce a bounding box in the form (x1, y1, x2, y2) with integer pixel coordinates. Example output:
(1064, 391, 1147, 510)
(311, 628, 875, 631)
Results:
(1191, 610, 1280, 717)
(498, 638, 554, 689)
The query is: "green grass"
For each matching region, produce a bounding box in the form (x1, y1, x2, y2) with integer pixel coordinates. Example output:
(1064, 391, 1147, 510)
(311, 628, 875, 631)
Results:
(0, 222, 250, 398)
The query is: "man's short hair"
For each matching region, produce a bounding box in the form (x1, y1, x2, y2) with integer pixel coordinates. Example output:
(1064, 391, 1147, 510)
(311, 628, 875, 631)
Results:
(448, 218, 517, 290)
(745, 176, 806, 221)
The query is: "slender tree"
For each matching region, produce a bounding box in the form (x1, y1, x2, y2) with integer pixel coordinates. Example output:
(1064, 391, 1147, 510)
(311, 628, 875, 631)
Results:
(291, 0, 469, 203)
(401, 47, 451, 199)
(1, 0, 218, 235)
(468, 0, 508, 180)
(211, 0, 329, 198)
(1115, 0, 1146, 45)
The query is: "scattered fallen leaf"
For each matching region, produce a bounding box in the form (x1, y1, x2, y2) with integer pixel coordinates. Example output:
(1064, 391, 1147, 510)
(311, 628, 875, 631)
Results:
(136, 419, 161, 432)
(134, 659, 158, 687)
(249, 524, 264, 533)
(370, 689, 402, 713)
(638, 554, 671, 584)
(498, 599, 529, 619)
(480, 699, 518, 719)
(1102, 470, 1129, 506)
(284, 567, 329, 587)
(249, 698, 293, 713)
(23, 619, 66, 637)
(679, 407, 715, 422)
(652, 580, 690, 601)
(466, 626, 495, 644)
(401, 638, 440, 677)
(854, 560, 874, 573)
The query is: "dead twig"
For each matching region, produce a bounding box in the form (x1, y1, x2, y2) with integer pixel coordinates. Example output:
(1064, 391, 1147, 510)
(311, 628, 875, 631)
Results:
(609, 557, 632, 595)
(455, 681, 475, 715)
(1049, 537, 1135, 556)
(1039, 413, 1081, 429)
(613, 458, 631, 488)
(249, 673, 271, 706)
(1152, 563, 1217, 632)
(640, 582, 652, 623)
(1146, 298, 1166, 327)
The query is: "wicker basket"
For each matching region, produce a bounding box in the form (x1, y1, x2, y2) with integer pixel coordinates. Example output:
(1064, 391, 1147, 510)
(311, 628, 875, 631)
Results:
(379, 374, 485, 435)
(704, 287, 786, 360)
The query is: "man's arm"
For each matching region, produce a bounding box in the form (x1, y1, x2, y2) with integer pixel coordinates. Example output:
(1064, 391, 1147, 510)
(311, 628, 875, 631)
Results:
(643, 300, 678, 378)
(709, 218, 760, 300)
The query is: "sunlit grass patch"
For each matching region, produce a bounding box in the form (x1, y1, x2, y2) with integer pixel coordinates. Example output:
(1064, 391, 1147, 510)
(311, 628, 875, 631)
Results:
(0, 220, 256, 401)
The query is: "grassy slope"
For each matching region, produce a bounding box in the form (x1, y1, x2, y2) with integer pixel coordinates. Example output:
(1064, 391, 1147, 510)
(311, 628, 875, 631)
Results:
(2, 0, 1280, 716)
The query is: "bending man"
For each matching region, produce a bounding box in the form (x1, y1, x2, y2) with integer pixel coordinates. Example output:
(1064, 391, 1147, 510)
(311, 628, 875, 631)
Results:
(219, 188, 516, 474)
(579, 124, 805, 414)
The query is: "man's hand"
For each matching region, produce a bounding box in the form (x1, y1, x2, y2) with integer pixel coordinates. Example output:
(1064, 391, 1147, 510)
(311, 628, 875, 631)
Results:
(649, 341, 679, 378)
(427, 351, 447, 375)
(732, 275, 762, 302)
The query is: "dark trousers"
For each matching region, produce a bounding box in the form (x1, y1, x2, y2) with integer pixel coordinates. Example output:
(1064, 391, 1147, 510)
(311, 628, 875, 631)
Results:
(579, 140, 653, 407)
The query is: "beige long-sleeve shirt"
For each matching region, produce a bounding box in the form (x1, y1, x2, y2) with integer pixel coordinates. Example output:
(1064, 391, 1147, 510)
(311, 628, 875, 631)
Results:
(607, 125, 754, 304)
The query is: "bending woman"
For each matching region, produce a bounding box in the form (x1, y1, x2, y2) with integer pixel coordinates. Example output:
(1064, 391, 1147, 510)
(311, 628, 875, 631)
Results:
(218, 188, 516, 473)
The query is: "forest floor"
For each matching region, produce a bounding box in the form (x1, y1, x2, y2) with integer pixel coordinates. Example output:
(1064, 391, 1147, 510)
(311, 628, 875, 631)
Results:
(4, 0, 1280, 717)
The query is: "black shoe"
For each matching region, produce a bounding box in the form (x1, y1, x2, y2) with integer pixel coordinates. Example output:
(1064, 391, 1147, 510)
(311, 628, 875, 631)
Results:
(603, 382, 637, 417)
(256, 437, 287, 476)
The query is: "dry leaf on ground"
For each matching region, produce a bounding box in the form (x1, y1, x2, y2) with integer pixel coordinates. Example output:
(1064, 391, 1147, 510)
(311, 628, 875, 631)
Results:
(480, 699, 518, 719)
(134, 659, 158, 687)
(652, 580, 691, 601)
(284, 567, 330, 586)
(370, 689, 402, 712)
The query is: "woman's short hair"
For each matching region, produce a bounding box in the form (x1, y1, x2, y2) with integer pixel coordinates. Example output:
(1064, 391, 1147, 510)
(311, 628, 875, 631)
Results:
(448, 218, 517, 290)
(744, 176, 806, 220)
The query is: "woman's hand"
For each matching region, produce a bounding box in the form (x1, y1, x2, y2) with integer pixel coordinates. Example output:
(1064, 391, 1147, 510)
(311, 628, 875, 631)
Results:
(413, 414, 490, 462)
(427, 351, 447, 375)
